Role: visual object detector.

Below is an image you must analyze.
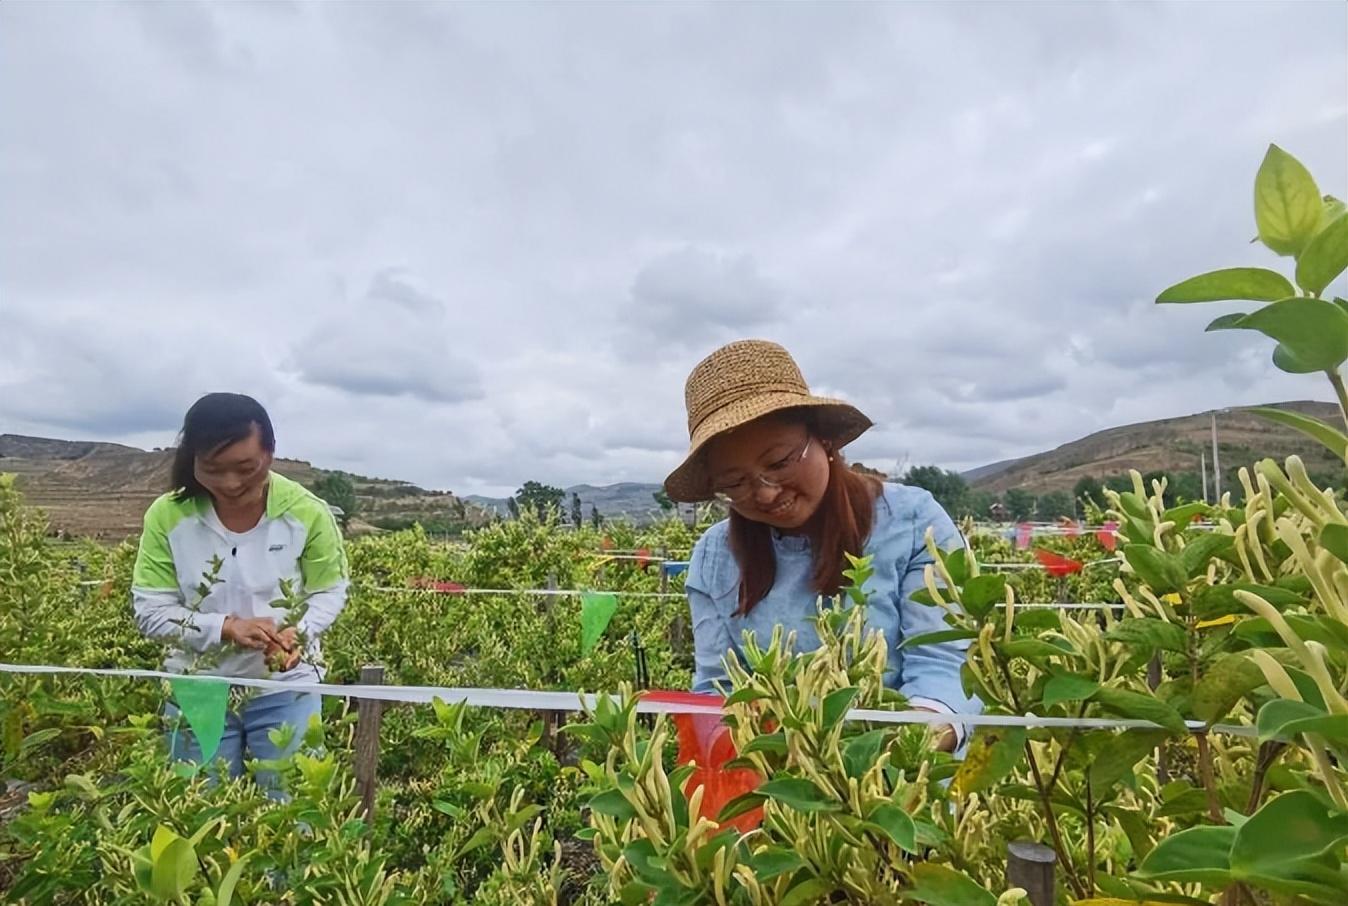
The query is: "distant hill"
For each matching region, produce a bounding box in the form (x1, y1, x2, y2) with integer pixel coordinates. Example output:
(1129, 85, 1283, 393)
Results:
(0, 434, 488, 539)
(966, 400, 1344, 494)
(468, 482, 668, 522)
(11, 399, 1342, 538)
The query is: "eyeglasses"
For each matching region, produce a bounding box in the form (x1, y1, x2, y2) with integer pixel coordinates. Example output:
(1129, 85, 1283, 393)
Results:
(712, 436, 813, 504)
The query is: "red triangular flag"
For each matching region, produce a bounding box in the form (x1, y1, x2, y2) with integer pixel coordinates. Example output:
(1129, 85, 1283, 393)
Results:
(1033, 547, 1083, 577)
(1096, 521, 1118, 552)
(641, 691, 762, 832)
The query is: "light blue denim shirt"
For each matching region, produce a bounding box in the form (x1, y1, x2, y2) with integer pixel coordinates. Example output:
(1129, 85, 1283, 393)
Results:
(685, 483, 979, 738)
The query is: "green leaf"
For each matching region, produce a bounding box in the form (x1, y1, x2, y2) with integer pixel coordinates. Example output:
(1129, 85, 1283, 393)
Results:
(150, 827, 198, 901)
(1104, 619, 1188, 655)
(998, 637, 1079, 662)
(1163, 501, 1210, 527)
(1236, 613, 1348, 652)
(1257, 699, 1348, 745)
(1192, 581, 1307, 619)
(1180, 533, 1233, 577)
(749, 847, 808, 881)
(943, 548, 970, 586)
(1207, 312, 1251, 332)
(1137, 825, 1237, 886)
(843, 729, 888, 781)
(1092, 688, 1187, 733)
(1235, 298, 1348, 373)
(759, 778, 840, 813)
(1297, 212, 1348, 296)
(1192, 653, 1266, 724)
(1273, 341, 1332, 374)
(865, 803, 918, 852)
(455, 826, 497, 858)
(588, 789, 637, 821)
(1042, 673, 1101, 708)
(905, 863, 998, 906)
(952, 727, 1026, 795)
(1089, 730, 1169, 789)
(821, 687, 858, 730)
(1122, 545, 1190, 595)
(1320, 524, 1348, 564)
(723, 687, 771, 706)
(741, 730, 787, 757)
(901, 629, 978, 649)
(717, 791, 767, 823)
(779, 878, 833, 906)
(960, 574, 1007, 619)
(215, 854, 250, 906)
(1230, 790, 1348, 873)
(1255, 143, 1323, 257)
(1103, 804, 1156, 861)
(1157, 267, 1296, 304)
(1249, 406, 1348, 461)
(1158, 788, 1215, 819)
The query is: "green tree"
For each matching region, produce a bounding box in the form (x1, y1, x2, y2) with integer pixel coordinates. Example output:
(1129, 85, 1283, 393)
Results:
(962, 490, 1000, 520)
(1073, 476, 1105, 510)
(571, 493, 583, 527)
(590, 504, 602, 529)
(652, 489, 674, 512)
(515, 481, 565, 521)
(899, 465, 968, 515)
(1036, 490, 1074, 520)
(1004, 488, 1036, 521)
(1170, 471, 1205, 504)
(312, 472, 358, 529)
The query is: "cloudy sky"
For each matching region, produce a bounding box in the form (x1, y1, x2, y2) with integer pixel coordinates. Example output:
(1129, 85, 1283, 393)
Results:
(3, 2, 1345, 496)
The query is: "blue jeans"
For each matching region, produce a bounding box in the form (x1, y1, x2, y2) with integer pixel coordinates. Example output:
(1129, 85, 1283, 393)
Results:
(166, 690, 322, 798)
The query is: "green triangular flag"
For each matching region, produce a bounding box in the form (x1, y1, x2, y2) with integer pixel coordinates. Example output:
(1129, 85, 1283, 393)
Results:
(579, 591, 619, 656)
(168, 676, 230, 766)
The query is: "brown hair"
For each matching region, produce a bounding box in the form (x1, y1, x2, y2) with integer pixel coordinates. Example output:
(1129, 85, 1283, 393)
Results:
(728, 448, 883, 614)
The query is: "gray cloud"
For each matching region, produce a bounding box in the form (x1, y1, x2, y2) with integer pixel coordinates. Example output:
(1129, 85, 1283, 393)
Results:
(1, 1, 1344, 495)
(290, 269, 485, 404)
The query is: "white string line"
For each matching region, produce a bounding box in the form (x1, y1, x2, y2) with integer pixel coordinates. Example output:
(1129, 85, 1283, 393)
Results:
(356, 586, 1121, 610)
(0, 662, 1255, 737)
(74, 579, 1121, 609)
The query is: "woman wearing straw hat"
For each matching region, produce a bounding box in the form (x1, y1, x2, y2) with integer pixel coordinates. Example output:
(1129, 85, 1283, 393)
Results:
(665, 340, 978, 752)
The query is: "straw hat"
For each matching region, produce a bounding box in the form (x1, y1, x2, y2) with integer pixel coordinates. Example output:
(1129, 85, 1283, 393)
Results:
(663, 339, 873, 502)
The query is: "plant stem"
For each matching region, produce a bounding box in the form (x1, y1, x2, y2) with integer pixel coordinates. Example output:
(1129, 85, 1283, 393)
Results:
(1245, 741, 1286, 815)
(1085, 775, 1096, 897)
(995, 655, 1087, 898)
(1025, 740, 1087, 900)
(1195, 731, 1226, 823)
(1328, 369, 1348, 436)
(1188, 621, 1225, 824)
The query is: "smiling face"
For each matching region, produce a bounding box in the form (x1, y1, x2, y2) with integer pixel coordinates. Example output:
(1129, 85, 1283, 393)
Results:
(704, 412, 832, 531)
(193, 425, 272, 510)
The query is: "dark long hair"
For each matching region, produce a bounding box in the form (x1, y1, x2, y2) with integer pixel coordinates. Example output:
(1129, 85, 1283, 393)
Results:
(170, 393, 275, 501)
(728, 427, 882, 614)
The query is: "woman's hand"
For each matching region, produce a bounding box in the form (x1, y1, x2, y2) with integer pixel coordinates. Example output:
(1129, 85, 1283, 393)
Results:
(221, 616, 279, 651)
(911, 705, 958, 753)
(265, 626, 303, 672)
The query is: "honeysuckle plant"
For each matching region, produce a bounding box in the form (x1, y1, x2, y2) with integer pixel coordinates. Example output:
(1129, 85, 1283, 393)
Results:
(570, 555, 1029, 906)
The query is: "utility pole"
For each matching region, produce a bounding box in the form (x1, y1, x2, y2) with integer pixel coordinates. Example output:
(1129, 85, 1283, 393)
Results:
(1210, 411, 1222, 503)
(1201, 450, 1210, 504)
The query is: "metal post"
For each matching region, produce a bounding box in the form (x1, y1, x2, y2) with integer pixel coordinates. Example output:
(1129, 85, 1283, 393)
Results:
(354, 664, 386, 825)
(1211, 412, 1222, 502)
(1201, 450, 1209, 505)
(1006, 841, 1056, 906)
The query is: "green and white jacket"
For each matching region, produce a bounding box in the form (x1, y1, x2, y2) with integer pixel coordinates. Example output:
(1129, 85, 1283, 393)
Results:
(132, 472, 349, 683)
